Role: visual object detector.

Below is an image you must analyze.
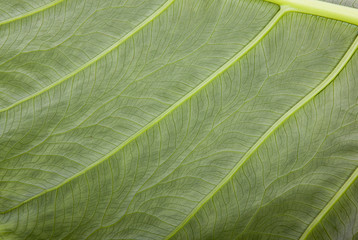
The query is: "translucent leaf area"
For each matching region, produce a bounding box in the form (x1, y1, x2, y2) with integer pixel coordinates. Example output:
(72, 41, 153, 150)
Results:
(0, 0, 358, 239)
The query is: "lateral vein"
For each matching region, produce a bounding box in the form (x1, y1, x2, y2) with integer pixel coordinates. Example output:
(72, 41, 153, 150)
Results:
(165, 30, 358, 239)
(266, 0, 358, 26)
(0, 0, 175, 113)
(1, 5, 285, 214)
(164, 7, 290, 239)
(300, 167, 358, 239)
(0, 0, 65, 26)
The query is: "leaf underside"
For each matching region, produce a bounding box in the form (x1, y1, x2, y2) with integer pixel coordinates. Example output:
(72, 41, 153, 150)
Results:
(0, 0, 358, 239)
(320, 0, 358, 8)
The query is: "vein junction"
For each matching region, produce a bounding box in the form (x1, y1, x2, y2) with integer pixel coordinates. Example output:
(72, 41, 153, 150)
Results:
(266, 0, 358, 26)
(2, 0, 358, 238)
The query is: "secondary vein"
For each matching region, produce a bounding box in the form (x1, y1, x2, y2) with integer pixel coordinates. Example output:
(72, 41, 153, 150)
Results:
(0, 0, 65, 26)
(265, 0, 358, 26)
(299, 167, 358, 239)
(164, 7, 289, 239)
(1, 4, 284, 214)
(165, 28, 358, 240)
(0, 0, 175, 113)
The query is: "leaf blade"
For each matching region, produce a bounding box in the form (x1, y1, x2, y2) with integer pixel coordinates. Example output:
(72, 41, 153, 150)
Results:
(1, 0, 358, 239)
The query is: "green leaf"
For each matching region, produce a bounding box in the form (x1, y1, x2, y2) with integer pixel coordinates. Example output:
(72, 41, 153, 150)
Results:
(0, 0, 358, 239)
(319, 0, 358, 8)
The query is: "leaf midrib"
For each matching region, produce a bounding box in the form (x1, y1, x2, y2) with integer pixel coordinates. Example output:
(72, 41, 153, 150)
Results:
(2, 1, 358, 238)
(267, 0, 358, 26)
(3, 0, 357, 216)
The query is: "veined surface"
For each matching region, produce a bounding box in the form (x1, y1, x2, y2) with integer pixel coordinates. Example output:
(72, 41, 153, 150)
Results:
(0, 0, 358, 239)
(319, 0, 358, 8)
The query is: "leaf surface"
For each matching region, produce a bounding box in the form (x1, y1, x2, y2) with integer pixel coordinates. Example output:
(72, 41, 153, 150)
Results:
(320, 0, 358, 8)
(0, 0, 358, 239)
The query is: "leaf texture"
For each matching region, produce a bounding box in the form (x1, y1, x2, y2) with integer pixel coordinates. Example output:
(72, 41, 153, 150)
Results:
(320, 0, 358, 8)
(0, 0, 358, 239)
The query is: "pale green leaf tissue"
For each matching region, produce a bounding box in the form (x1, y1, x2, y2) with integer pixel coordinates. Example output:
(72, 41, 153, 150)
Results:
(0, 0, 358, 239)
